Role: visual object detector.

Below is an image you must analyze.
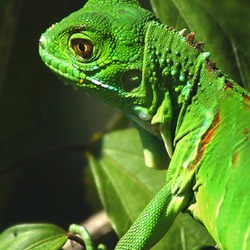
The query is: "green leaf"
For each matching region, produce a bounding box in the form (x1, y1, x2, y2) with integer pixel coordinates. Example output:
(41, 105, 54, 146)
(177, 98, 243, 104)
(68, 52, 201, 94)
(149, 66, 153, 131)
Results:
(0, 223, 67, 250)
(88, 129, 215, 249)
(150, 0, 250, 90)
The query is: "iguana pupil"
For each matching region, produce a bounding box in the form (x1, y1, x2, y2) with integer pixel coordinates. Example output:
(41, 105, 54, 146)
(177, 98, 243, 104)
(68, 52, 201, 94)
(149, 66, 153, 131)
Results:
(71, 39, 93, 59)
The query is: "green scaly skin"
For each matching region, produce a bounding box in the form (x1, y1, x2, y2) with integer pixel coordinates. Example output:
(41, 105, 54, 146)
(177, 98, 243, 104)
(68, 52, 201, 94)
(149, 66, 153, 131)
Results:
(39, 0, 250, 249)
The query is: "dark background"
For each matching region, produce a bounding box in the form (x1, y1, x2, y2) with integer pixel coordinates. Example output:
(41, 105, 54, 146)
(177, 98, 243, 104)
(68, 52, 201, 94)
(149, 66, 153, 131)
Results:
(0, 0, 151, 232)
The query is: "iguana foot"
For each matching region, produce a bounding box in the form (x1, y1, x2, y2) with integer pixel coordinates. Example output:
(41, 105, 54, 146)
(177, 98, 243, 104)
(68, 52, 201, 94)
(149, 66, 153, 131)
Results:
(68, 224, 107, 250)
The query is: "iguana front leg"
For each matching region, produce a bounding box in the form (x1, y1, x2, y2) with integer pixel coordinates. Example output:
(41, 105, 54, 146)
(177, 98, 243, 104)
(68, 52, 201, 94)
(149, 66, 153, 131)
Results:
(115, 182, 190, 249)
(66, 179, 190, 250)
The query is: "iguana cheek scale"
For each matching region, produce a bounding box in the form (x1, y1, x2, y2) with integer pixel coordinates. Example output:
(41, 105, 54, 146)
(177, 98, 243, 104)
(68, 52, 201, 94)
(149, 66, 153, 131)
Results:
(39, 0, 250, 249)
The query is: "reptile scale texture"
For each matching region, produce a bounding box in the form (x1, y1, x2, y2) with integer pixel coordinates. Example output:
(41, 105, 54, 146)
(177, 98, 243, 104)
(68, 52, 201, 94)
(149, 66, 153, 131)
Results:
(39, 0, 250, 249)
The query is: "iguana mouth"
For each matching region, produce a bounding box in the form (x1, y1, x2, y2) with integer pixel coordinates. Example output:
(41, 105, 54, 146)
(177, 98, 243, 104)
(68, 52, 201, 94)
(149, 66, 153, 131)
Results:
(39, 34, 119, 92)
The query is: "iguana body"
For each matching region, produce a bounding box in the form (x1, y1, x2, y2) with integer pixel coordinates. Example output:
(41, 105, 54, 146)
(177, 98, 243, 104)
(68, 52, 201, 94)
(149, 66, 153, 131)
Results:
(39, 0, 250, 249)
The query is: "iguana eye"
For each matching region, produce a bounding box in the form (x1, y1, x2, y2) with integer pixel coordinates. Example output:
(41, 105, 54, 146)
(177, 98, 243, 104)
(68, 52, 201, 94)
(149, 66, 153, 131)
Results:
(71, 39, 93, 59)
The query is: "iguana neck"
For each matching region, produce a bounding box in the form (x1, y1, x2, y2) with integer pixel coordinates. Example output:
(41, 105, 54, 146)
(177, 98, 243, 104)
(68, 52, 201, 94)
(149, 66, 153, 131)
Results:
(138, 21, 210, 142)
(145, 21, 249, 151)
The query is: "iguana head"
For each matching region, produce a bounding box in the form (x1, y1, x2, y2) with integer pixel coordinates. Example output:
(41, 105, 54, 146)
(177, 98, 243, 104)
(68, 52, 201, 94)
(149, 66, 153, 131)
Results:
(39, 0, 157, 121)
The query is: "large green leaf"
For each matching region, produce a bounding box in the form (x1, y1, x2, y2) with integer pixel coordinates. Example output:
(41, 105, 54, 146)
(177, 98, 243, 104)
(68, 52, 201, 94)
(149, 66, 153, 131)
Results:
(0, 223, 67, 250)
(150, 0, 250, 90)
(88, 129, 215, 249)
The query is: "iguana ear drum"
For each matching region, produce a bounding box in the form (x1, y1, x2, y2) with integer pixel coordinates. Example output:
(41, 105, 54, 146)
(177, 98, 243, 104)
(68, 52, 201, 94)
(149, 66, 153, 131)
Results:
(122, 69, 142, 92)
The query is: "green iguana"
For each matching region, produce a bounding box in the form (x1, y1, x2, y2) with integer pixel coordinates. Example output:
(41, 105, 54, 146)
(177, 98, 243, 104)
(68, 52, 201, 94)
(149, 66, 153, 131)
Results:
(39, 0, 250, 249)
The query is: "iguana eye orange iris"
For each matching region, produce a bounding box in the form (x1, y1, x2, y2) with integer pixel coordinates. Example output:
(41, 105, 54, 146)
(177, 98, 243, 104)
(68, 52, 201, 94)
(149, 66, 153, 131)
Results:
(71, 39, 93, 59)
